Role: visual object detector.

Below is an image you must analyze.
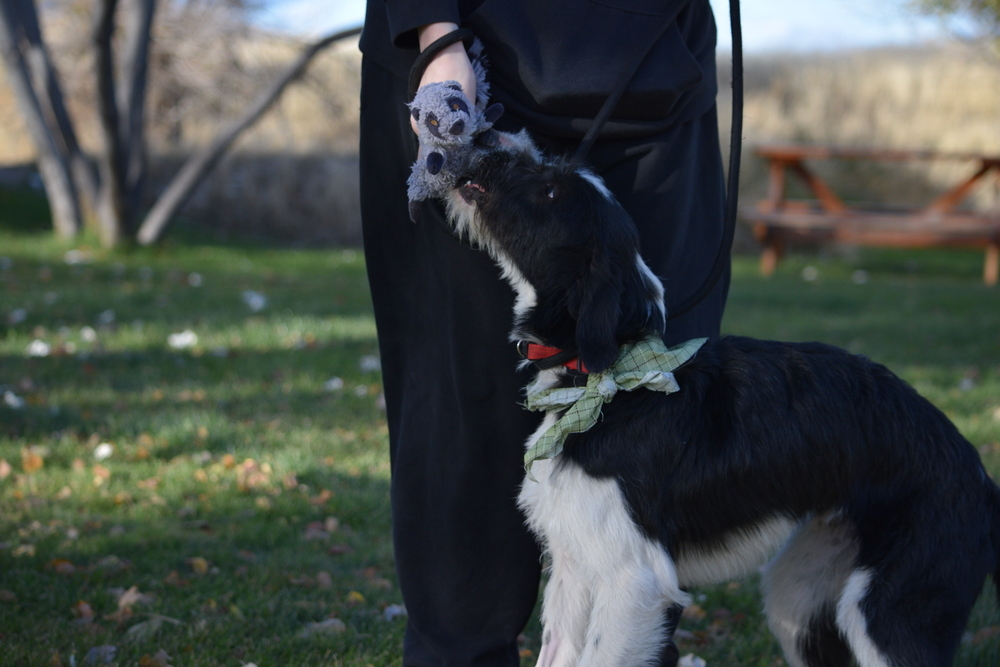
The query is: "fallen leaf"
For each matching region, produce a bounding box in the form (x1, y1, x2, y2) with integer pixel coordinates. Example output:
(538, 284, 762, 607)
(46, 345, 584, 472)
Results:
(137, 477, 160, 490)
(316, 571, 333, 588)
(163, 571, 189, 587)
(0, 459, 12, 479)
(124, 617, 163, 642)
(0, 589, 18, 602)
(115, 585, 156, 609)
(298, 617, 346, 638)
(309, 489, 334, 505)
(139, 649, 174, 667)
(93, 555, 130, 574)
(92, 464, 111, 486)
(302, 522, 330, 541)
(346, 591, 365, 605)
(124, 614, 183, 643)
(21, 447, 44, 473)
(83, 645, 117, 665)
(328, 544, 353, 556)
(104, 606, 134, 625)
(519, 649, 534, 659)
(678, 654, 706, 667)
(188, 557, 209, 575)
(682, 604, 706, 621)
(48, 558, 76, 575)
(12, 544, 36, 557)
(72, 601, 96, 620)
(383, 604, 407, 621)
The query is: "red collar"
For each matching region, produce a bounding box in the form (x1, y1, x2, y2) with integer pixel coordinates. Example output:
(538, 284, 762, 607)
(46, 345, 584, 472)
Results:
(517, 341, 589, 374)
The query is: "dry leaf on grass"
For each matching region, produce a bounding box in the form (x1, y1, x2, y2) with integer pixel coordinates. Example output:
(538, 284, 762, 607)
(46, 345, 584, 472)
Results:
(139, 649, 174, 667)
(83, 645, 117, 665)
(113, 585, 156, 609)
(47, 558, 76, 575)
(678, 654, 706, 667)
(21, 447, 45, 473)
(124, 614, 183, 643)
(163, 571, 190, 587)
(682, 604, 706, 621)
(298, 617, 346, 638)
(188, 557, 210, 574)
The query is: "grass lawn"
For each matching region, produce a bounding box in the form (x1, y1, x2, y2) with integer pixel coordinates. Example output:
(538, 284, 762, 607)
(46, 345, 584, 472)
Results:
(2, 185, 999, 666)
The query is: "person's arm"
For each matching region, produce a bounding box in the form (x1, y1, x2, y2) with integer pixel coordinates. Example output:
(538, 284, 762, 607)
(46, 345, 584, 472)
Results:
(410, 22, 476, 133)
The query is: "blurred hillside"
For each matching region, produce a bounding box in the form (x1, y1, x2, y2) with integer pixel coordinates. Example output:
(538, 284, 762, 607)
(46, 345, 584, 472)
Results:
(2, 31, 1000, 246)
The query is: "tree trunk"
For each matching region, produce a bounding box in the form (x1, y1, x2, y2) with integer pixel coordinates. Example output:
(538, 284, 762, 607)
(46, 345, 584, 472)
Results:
(135, 26, 362, 246)
(0, 0, 81, 237)
(93, 0, 127, 246)
(117, 0, 156, 231)
(10, 0, 99, 214)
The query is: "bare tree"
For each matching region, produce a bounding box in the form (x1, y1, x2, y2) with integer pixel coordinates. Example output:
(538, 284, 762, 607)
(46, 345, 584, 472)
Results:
(913, 0, 1000, 54)
(0, 0, 360, 246)
(136, 26, 361, 245)
(0, 0, 95, 237)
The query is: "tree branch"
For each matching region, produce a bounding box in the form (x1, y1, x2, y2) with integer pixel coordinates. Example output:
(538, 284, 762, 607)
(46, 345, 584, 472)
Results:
(136, 25, 362, 246)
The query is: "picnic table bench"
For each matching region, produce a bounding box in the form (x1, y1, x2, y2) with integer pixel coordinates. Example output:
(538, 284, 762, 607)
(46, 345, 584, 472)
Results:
(740, 144, 1000, 285)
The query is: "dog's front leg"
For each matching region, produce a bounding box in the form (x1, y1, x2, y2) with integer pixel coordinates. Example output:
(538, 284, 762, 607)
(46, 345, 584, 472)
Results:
(536, 547, 592, 667)
(574, 563, 676, 667)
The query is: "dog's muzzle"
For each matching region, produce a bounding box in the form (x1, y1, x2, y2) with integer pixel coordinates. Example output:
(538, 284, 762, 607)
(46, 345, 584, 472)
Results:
(458, 179, 487, 204)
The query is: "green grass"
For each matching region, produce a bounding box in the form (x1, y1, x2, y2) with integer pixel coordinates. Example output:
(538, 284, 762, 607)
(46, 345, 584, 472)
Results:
(2, 189, 1000, 665)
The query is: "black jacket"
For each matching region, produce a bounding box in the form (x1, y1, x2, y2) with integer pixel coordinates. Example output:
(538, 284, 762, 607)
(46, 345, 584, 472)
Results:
(360, 0, 719, 140)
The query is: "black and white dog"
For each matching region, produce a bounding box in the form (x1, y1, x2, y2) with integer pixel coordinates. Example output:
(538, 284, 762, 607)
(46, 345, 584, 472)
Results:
(445, 131, 1000, 667)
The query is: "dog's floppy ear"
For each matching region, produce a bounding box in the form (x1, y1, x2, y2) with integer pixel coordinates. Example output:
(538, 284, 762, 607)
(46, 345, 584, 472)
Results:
(570, 251, 624, 374)
(571, 247, 663, 374)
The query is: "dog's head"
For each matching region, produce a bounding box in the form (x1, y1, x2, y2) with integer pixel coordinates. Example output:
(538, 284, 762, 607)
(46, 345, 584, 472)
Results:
(446, 132, 666, 373)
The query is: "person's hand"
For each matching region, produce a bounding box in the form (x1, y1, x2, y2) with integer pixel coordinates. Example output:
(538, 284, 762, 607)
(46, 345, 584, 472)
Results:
(411, 22, 476, 135)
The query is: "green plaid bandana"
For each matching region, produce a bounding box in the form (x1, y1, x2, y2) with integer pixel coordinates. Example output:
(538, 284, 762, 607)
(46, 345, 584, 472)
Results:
(522, 336, 707, 478)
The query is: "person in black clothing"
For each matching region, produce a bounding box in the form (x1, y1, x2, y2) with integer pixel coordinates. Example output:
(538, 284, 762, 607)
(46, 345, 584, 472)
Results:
(358, 2, 728, 665)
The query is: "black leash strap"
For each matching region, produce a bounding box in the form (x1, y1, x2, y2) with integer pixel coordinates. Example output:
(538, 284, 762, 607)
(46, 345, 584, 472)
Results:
(408, 28, 476, 101)
(572, 0, 743, 321)
(666, 0, 743, 320)
(570, 1, 691, 165)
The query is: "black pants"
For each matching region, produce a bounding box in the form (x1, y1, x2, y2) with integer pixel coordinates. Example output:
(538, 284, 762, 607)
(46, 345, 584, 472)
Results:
(360, 58, 728, 667)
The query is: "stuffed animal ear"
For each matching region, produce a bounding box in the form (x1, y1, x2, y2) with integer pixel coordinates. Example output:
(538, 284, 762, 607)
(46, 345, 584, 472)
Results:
(426, 152, 444, 175)
(474, 129, 499, 148)
(483, 102, 504, 125)
(411, 108, 420, 121)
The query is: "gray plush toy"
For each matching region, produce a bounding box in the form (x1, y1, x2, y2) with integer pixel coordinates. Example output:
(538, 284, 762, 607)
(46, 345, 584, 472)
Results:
(407, 39, 504, 221)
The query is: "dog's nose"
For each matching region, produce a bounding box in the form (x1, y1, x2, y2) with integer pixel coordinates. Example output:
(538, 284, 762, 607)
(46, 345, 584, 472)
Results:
(449, 120, 465, 136)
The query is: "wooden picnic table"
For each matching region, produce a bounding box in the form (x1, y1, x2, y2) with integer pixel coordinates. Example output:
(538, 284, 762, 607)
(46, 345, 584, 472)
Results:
(739, 144, 1000, 285)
